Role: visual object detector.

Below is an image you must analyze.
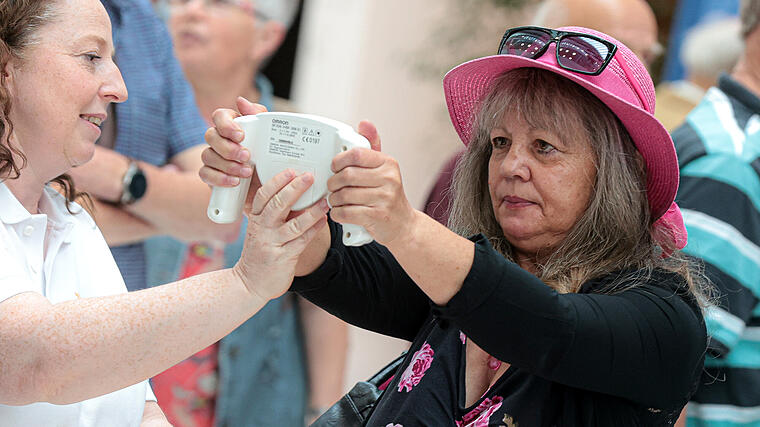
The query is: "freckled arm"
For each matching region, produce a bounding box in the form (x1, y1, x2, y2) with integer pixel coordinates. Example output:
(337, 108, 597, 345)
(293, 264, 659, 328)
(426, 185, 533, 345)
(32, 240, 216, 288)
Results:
(0, 268, 265, 406)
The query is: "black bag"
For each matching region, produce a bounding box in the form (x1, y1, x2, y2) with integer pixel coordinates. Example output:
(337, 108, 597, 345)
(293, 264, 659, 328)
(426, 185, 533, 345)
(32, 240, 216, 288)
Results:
(309, 352, 407, 427)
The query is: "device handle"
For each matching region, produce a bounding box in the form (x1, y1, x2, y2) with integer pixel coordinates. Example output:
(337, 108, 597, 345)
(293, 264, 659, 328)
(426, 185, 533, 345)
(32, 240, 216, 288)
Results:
(208, 176, 252, 223)
(341, 223, 373, 246)
(207, 116, 257, 224)
(333, 128, 374, 246)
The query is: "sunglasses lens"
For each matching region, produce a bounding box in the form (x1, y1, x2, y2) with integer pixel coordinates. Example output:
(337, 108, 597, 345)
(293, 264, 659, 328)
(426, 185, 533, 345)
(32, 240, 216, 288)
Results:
(557, 36, 611, 74)
(502, 29, 552, 58)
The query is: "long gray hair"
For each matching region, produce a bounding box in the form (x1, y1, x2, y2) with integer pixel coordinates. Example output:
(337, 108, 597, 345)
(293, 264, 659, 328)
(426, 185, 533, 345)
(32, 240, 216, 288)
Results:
(448, 68, 709, 301)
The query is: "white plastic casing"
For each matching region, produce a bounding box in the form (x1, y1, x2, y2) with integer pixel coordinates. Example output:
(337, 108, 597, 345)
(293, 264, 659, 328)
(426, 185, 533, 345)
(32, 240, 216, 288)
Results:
(207, 112, 373, 246)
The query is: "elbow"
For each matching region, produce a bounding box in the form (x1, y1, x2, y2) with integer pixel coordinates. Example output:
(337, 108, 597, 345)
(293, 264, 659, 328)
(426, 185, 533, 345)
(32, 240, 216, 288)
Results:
(0, 356, 65, 406)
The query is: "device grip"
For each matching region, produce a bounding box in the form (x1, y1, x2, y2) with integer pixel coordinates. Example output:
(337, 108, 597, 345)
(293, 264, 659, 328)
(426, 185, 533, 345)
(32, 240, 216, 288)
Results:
(341, 223, 373, 246)
(208, 176, 252, 224)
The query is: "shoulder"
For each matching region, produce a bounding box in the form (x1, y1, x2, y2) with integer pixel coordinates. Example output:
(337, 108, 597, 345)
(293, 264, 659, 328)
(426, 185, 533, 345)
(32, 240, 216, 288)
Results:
(583, 269, 706, 350)
(107, 0, 174, 58)
(583, 268, 688, 295)
(582, 268, 702, 315)
(43, 187, 98, 230)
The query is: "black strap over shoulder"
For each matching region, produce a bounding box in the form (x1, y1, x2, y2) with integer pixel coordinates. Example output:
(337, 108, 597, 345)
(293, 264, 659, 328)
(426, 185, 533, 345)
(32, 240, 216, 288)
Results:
(310, 352, 407, 427)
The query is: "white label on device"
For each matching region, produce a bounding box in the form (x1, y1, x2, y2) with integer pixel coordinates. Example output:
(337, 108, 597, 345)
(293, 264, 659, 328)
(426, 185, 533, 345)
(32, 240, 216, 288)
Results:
(267, 118, 326, 161)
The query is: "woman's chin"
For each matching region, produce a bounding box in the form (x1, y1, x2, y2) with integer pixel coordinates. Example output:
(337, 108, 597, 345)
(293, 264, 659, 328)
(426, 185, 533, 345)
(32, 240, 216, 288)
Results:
(67, 147, 96, 169)
(501, 226, 562, 257)
(499, 220, 539, 243)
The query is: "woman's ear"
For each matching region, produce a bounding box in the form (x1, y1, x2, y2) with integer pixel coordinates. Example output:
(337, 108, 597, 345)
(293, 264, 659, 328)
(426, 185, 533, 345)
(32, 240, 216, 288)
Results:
(2, 56, 19, 89)
(250, 20, 286, 65)
(2, 57, 17, 93)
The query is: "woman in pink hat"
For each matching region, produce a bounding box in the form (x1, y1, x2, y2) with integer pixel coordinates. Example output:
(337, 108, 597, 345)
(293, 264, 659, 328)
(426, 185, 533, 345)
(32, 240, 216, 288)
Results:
(202, 26, 710, 426)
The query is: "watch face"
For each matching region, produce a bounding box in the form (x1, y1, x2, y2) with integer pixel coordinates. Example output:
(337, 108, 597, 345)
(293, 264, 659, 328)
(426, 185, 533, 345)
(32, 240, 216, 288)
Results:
(129, 170, 148, 200)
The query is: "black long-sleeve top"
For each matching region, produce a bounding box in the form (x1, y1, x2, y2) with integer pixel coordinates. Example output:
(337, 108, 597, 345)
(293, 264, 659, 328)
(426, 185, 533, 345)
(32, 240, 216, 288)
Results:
(292, 221, 707, 426)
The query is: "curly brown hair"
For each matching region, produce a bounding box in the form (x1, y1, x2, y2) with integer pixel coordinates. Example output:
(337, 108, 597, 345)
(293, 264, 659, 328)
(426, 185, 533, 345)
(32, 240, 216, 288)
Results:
(0, 0, 88, 209)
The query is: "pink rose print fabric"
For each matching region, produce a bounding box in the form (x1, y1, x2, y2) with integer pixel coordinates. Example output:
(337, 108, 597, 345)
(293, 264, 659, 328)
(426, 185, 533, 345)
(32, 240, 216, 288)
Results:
(460, 331, 467, 344)
(456, 396, 504, 427)
(397, 342, 435, 392)
(385, 424, 403, 427)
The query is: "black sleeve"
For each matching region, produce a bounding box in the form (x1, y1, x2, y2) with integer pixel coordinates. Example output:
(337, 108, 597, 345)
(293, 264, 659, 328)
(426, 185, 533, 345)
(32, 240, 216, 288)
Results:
(290, 219, 431, 341)
(433, 235, 707, 410)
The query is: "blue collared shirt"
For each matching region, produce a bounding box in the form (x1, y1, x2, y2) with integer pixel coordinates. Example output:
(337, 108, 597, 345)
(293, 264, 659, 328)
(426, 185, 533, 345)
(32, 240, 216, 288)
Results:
(101, 0, 207, 292)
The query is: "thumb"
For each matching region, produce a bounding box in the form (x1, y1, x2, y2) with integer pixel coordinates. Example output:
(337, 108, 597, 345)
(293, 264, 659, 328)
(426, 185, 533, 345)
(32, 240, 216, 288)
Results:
(236, 96, 268, 116)
(358, 120, 381, 152)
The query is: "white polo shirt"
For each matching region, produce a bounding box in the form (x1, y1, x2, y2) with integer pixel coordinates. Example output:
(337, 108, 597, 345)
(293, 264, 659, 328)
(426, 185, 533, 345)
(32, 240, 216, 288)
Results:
(0, 182, 155, 426)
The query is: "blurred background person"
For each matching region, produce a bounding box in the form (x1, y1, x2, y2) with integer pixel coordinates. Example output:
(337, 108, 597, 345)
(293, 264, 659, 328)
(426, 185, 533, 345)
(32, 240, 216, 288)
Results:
(656, 16, 742, 130)
(146, 1, 349, 425)
(66, 0, 239, 296)
(662, 0, 740, 82)
(532, 0, 662, 68)
(672, 0, 760, 425)
(423, 0, 662, 226)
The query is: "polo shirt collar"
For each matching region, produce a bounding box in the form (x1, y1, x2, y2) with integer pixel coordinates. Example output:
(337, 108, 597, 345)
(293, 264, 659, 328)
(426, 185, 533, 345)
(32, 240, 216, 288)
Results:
(0, 181, 34, 225)
(0, 182, 85, 243)
(718, 73, 760, 115)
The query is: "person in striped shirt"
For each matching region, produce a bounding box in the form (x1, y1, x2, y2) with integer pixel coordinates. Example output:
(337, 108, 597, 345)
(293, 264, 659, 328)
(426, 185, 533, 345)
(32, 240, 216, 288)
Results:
(674, 1, 760, 425)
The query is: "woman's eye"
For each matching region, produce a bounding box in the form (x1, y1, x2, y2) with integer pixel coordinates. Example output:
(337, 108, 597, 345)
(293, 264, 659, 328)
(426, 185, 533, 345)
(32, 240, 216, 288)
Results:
(84, 53, 101, 62)
(491, 136, 509, 148)
(536, 139, 556, 154)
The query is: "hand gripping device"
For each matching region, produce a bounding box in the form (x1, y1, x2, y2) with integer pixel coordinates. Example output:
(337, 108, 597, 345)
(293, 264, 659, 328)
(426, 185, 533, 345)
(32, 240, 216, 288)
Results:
(207, 112, 373, 246)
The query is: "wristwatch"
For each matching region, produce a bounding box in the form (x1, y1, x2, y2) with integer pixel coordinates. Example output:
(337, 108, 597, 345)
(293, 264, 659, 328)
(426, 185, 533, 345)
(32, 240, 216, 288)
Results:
(120, 159, 147, 205)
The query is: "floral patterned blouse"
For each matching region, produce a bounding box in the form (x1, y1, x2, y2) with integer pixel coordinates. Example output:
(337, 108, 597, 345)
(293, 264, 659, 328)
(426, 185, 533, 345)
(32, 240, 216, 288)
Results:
(292, 221, 706, 426)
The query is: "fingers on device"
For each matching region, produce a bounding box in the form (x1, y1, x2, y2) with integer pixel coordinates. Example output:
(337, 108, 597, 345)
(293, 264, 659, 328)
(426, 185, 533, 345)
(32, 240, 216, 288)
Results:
(207, 112, 373, 246)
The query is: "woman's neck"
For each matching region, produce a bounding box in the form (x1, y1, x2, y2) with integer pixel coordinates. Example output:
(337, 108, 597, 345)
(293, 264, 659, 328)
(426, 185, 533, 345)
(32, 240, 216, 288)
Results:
(4, 169, 45, 214)
(186, 67, 260, 123)
(3, 137, 48, 213)
(515, 252, 538, 274)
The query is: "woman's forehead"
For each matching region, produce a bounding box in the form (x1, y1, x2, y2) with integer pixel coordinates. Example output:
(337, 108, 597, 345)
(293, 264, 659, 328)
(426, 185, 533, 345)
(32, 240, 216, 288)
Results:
(493, 105, 585, 139)
(46, 0, 113, 41)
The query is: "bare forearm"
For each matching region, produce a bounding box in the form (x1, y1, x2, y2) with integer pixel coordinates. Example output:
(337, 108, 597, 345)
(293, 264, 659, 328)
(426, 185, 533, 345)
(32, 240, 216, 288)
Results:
(299, 297, 348, 407)
(0, 268, 264, 406)
(385, 210, 475, 306)
(69, 146, 238, 243)
(89, 199, 159, 246)
(295, 225, 331, 276)
(126, 162, 238, 242)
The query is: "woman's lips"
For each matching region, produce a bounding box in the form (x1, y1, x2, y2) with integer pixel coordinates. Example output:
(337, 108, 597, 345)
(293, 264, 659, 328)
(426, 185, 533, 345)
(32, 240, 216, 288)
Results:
(80, 116, 102, 138)
(176, 31, 205, 46)
(503, 195, 535, 208)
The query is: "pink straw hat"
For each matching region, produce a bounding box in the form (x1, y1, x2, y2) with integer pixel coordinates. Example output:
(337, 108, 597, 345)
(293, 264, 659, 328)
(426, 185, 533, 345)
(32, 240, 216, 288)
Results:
(443, 26, 679, 225)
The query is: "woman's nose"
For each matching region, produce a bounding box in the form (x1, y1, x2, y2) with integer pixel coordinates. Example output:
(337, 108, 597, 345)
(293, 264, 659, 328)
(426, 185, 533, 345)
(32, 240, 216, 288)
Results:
(499, 145, 531, 181)
(101, 62, 128, 104)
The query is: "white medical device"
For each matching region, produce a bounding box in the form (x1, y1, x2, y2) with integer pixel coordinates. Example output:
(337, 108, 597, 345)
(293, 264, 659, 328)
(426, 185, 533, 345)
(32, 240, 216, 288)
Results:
(207, 112, 373, 246)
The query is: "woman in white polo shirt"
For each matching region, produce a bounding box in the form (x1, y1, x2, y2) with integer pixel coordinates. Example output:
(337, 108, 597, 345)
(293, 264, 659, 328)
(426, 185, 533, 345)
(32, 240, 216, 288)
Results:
(0, 0, 328, 425)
